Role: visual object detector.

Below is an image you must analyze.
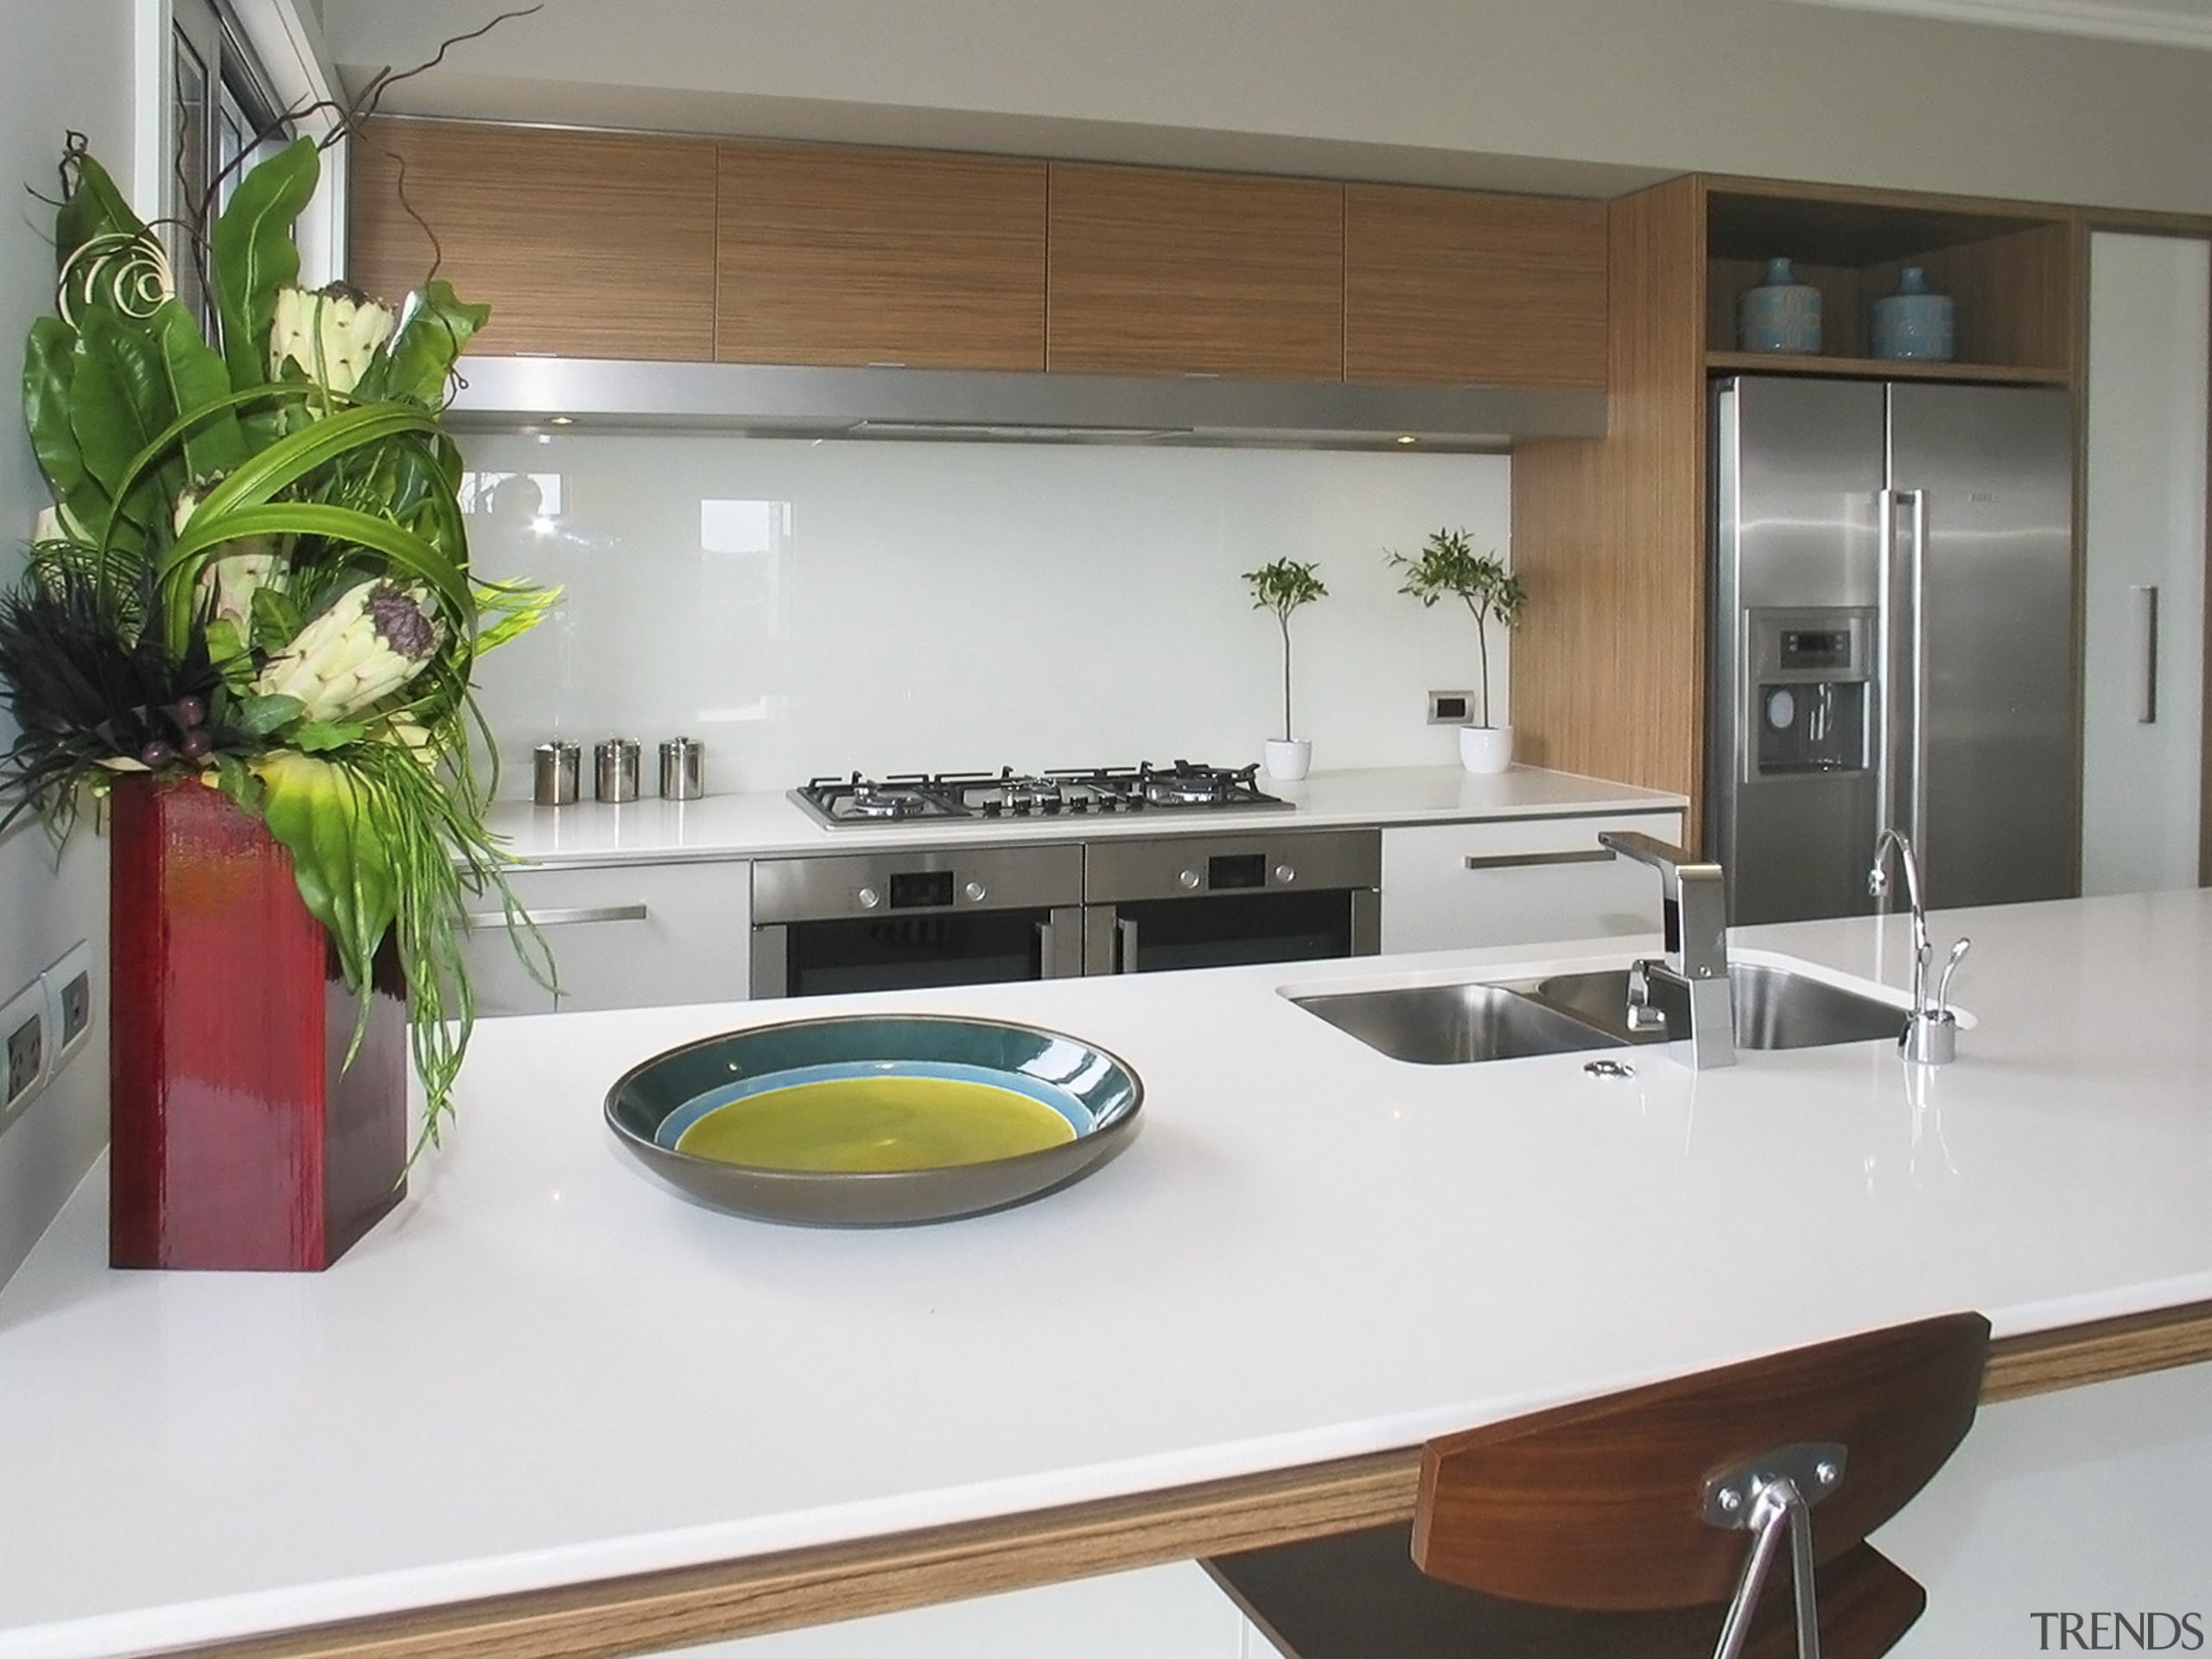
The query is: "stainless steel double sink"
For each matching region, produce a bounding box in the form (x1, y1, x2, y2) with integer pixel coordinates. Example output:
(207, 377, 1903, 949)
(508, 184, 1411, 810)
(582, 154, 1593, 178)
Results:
(1290, 960, 1911, 1065)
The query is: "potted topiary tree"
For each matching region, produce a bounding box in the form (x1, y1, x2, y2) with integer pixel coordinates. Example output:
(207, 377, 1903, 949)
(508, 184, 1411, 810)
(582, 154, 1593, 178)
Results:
(1386, 528, 1528, 774)
(1243, 557, 1328, 781)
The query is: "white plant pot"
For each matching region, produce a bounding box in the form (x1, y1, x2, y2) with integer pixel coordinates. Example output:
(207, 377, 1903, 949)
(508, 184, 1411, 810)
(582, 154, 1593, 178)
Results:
(1263, 739, 1313, 782)
(1459, 725, 1513, 775)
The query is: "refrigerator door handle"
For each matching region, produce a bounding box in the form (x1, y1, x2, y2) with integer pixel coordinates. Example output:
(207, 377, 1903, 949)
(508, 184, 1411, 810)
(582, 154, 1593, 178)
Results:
(1906, 487, 1931, 850)
(1875, 486, 1900, 848)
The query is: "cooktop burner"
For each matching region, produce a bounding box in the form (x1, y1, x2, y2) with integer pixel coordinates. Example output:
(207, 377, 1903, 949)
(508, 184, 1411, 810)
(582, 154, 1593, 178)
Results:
(792, 762, 1290, 828)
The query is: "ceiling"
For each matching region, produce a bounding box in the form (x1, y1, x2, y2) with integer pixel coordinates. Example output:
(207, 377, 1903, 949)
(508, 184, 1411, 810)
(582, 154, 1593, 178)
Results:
(1769, 0, 2212, 48)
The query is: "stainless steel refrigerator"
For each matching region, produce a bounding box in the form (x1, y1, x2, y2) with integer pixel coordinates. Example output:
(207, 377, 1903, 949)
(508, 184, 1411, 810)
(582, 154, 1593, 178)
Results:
(1708, 375, 2076, 925)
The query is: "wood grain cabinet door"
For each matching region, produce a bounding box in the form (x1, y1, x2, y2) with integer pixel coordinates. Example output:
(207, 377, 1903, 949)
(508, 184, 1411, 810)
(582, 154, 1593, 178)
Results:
(349, 119, 717, 361)
(1046, 164, 1344, 380)
(1345, 184, 1608, 389)
(715, 143, 1046, 370)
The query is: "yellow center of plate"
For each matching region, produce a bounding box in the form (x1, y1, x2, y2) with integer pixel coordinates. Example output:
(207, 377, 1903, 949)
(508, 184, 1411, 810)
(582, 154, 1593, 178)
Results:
(674, 1075, 1078, 1173)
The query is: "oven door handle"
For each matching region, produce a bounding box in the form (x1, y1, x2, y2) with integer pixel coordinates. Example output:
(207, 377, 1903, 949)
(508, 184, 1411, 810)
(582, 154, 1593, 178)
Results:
(1116, 916, 1139, 975)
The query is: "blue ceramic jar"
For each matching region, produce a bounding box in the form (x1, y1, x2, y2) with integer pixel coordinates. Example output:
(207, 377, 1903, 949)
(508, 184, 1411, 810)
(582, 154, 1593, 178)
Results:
(1872, 266, 1955, 361)
(1738, 257, 1822, 354)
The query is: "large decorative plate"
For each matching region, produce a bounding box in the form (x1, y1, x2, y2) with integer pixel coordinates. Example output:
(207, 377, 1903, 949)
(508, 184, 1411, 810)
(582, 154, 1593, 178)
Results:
(604, 1014, 1143, 1226)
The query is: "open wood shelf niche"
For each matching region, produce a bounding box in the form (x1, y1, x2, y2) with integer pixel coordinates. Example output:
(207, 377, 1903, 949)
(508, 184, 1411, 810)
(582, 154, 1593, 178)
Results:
(1705, 178, 2077, 383)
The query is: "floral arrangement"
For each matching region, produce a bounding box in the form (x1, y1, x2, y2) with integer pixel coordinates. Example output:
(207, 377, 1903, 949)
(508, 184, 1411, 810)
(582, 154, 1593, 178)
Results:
(0, 135, 551, 1139)
(1242, 557, 1327, 743)
(1385, 528, 1526, 729)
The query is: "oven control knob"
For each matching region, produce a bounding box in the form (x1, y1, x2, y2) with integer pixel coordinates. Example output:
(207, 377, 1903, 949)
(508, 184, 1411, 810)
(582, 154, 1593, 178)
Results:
(1274, 862, 1297, 885)
(963, 880, 987, 903)
(1178, 868, 1202, 890)
(855, 886, 882, 910)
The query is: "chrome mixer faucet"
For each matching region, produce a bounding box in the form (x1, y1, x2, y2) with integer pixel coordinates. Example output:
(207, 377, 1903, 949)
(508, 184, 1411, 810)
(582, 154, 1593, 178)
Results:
(1599, 830, 1736, 1070)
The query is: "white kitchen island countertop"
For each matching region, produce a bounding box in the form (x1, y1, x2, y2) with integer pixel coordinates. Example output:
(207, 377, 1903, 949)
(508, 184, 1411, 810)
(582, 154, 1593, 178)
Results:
(481, 763, 1686, 864)
(3, 889, 2211, 1657)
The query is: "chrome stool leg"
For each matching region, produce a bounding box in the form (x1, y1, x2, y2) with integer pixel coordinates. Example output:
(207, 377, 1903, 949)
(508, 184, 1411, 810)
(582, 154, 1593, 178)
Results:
(1705, 1441, 1848, 1659)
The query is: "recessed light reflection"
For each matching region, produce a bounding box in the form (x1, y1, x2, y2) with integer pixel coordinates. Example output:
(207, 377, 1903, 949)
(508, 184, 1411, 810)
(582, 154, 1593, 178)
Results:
(548, 415, 575, 426)
(1396, 435, 1418, 446)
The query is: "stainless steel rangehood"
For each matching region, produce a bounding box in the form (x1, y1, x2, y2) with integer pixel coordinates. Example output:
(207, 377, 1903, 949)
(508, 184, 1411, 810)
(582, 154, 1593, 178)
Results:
(442, 358, 1605, 450)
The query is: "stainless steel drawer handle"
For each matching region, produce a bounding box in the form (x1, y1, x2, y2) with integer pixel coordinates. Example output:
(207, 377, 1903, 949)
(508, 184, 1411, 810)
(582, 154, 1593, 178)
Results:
(2134, 583, 2160, 724)
(1463, 849, 1619, 872)
(464, 902, 649, 927)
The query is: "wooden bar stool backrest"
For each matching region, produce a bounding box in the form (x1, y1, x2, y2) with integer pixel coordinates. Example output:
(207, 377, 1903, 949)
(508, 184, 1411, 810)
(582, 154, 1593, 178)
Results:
(1414, 1312, 1992, 1613)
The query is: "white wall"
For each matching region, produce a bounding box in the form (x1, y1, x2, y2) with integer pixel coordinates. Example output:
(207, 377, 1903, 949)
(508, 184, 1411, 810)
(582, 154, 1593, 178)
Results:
(321, 0, 2212, 212)
(461, 434, 1515, 791)
(0, 0, 136, 1281)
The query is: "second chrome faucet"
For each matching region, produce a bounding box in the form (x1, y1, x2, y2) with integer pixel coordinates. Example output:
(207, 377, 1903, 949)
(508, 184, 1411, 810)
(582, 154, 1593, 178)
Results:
(1868, 830, 1967, 1065)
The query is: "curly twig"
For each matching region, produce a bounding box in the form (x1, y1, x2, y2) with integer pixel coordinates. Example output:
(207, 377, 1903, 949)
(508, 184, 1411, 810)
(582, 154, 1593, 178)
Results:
(182, 5, 544, 288)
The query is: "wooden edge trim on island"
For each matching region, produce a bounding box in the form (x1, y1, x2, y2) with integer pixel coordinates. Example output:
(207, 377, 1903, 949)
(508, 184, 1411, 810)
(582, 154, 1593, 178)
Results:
(171, 1304, 2212, 1659)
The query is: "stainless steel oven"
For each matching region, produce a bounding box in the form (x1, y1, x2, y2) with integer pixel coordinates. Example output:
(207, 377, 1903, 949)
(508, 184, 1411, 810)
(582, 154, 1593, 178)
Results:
(1081, 829, 1382, 975)
(751, 845, 1084, 999)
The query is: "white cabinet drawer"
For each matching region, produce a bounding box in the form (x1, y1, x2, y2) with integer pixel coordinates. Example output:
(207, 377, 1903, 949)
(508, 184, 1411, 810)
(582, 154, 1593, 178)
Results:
(1381, 810, 1684, 954)
(461, 861, 751, 1014)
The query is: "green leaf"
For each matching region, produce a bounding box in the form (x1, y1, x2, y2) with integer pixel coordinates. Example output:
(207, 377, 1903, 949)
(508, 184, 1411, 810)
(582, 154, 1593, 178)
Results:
(253, 749, 397, 991)
(248, 584, 303, 652)
(204, 615, 248, 674)
(54, 154, 147, 274)
(68, 308, 181, 554)
(368, 280, 493, 406)
(294, 719, 366, 752)
(194, 401, 443, 524)
(212, 752, 259, 810)
(209, 138, 318, 393)
(22, 316, 109, 533)
(150, 299, 246, 480)
(235, 692, 304, 734)
(472, 578, 559, 656)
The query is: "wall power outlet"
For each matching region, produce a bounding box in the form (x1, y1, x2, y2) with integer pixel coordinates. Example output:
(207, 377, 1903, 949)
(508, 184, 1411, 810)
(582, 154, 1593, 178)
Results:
(1, 981, 47, 1121)
(41, 941, 93, 1070)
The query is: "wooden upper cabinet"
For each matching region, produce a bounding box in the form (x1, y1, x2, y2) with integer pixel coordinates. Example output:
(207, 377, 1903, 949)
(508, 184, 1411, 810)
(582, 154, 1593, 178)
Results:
(1344, 184, 1608, 389)
(1046, 164, 1344, 380)
(349, 119, 717, 360)
(716, 143, 1046, 370)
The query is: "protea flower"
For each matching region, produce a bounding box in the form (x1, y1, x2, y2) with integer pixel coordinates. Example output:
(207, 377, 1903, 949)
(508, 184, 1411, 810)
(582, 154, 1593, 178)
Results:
(31, 505, 88, 545)
(269, 281, 395, 396)
(177, 483, 289, 638)
(194, 550, 283, 636)
(256, 581, 439, 722)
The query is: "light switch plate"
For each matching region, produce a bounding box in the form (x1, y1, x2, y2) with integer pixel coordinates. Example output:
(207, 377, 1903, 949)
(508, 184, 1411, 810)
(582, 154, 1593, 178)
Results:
(41, 940, 92, 1070)
(1427, 690, 1475, 725)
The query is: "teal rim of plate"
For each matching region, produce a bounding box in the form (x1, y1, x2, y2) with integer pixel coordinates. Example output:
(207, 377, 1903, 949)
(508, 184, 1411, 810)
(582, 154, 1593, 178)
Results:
(652, 1059, 1100, 1151)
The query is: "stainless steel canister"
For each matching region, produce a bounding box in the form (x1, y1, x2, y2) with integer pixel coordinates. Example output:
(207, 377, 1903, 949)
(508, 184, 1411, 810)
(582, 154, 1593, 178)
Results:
(532, 741, 580, 806)
(659, 737, 704, 800)
(594, 737, 641, 803)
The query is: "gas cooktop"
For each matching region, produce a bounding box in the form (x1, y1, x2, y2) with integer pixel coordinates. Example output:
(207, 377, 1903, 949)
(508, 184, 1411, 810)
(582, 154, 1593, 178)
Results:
(792, 762, 1292, 829)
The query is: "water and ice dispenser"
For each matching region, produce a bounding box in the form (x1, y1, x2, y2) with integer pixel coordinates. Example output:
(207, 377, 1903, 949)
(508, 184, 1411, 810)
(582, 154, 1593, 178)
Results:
(1743, 609, 1872, 779)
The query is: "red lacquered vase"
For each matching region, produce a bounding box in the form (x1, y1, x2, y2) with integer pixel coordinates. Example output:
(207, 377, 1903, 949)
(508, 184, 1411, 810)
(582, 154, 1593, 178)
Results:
(108, 776, 407, 1270)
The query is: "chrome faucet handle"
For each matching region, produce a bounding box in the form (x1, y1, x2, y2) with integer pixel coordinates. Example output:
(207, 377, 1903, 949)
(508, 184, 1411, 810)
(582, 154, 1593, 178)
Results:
(1623, 958, 1669, 1032)
(1934, 937, 1970, 1015)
